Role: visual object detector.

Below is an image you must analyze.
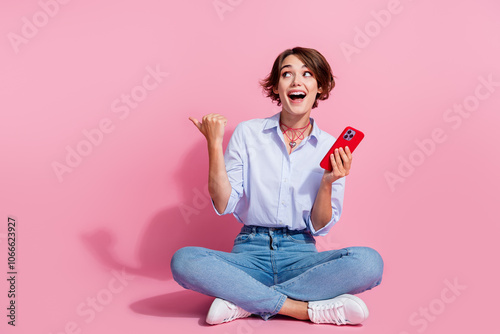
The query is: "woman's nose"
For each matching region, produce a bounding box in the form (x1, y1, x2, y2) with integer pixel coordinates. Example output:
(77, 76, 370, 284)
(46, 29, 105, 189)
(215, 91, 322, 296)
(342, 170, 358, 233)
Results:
(291, 75, 303, 86)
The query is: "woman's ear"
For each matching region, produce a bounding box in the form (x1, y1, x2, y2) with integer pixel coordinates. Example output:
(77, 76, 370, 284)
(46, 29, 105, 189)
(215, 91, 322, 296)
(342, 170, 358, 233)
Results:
(318, 86, 323, 94)
(273, 86, 279, 94)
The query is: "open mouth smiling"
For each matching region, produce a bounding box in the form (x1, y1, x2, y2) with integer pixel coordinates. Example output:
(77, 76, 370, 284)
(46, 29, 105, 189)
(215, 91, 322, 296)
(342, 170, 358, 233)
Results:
(288, 90, 307, 103)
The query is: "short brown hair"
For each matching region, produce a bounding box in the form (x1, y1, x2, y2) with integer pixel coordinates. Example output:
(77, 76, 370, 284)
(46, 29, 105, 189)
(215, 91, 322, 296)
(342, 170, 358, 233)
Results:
(259, 47, 336, 109)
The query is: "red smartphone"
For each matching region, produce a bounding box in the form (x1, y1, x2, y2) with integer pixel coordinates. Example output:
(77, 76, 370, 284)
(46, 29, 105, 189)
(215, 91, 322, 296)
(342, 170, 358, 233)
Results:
(320, 126, 365, 171)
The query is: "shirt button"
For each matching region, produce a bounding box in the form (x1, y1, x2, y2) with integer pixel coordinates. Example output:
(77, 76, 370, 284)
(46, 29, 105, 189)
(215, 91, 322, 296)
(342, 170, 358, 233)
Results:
(284, 178, 287, 182)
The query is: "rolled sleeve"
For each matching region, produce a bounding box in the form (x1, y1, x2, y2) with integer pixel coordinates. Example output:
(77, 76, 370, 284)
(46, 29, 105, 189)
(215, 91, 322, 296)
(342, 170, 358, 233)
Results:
(211, 187, 240, 216)
(308, 176, 345, 236)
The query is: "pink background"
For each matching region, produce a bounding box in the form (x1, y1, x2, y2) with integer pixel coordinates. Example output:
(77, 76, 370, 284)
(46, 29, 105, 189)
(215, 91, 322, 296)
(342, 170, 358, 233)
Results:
(1, 1, 499, 333)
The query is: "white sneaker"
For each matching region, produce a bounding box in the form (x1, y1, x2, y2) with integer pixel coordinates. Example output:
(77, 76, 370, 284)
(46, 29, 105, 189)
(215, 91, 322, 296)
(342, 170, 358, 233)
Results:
(308, 294, 369, 325)
(206, 298, 252, 325)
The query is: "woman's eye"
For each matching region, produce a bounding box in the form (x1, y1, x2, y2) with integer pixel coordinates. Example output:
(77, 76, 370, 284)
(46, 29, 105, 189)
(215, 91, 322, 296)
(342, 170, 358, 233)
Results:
(281, 71, 312, 78)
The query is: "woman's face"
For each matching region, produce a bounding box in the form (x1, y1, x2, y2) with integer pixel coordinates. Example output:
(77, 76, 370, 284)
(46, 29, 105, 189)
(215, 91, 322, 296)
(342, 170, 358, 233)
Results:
(273, 54, 322, 118)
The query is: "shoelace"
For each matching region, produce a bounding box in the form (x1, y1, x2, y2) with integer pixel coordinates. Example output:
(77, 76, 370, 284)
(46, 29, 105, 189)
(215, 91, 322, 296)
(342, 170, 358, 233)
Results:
(311, 301, 347, 325)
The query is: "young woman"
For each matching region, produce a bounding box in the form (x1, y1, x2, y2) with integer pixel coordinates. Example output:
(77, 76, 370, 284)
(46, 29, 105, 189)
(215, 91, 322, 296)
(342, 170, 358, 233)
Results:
(171, 47, 384, 326)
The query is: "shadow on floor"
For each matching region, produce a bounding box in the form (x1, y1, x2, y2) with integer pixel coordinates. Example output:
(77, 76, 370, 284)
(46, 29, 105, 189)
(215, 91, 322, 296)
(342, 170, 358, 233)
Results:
(130, 290, 213, 318)
(129, 289, 306, 327)
(80, 132, 241, 281)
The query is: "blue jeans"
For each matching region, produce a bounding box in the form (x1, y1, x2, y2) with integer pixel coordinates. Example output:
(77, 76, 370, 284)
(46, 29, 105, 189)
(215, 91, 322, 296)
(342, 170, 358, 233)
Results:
(170, 225, 384, 320)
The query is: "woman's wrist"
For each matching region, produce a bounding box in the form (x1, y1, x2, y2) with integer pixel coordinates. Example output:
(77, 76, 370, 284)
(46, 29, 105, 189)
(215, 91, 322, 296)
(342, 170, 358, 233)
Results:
(320, 173, 335, 188)
(207, 138, 223, 150)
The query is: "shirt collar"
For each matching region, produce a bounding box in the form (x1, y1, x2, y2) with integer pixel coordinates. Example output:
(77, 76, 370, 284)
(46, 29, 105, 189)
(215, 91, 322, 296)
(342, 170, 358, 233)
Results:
(263, 111, 321, 146)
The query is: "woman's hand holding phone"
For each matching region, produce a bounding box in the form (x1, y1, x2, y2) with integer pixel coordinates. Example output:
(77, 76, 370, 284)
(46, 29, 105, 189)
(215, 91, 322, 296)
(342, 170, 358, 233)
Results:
(322, 146, 353, 184)
(319, 126, 364, 183)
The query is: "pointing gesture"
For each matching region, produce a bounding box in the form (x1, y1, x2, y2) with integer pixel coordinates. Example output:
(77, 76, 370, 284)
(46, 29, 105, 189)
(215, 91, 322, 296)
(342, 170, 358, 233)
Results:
(189, 113, 228, 146)
(189, 114, 231, 214)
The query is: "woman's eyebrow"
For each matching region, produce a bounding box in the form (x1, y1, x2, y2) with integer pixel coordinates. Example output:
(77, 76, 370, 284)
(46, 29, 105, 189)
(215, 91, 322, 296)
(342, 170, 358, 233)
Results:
(280, 64, 308, 71)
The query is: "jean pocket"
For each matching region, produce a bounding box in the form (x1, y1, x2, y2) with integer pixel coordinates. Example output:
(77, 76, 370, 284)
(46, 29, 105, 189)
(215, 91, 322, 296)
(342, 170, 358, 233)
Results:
(233, 232, 254, 245)
(286, 232, 316, 244)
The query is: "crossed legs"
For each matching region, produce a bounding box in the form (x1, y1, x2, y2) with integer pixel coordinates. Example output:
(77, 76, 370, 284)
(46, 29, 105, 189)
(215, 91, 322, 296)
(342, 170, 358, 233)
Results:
(170, 245, 383, 321)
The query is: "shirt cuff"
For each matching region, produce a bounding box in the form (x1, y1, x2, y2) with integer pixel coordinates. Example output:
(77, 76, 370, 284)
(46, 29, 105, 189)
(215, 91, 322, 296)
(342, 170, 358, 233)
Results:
(211, 187, 240, 216)
(309, 217, 333, 237)
(308, 211, 337, 236)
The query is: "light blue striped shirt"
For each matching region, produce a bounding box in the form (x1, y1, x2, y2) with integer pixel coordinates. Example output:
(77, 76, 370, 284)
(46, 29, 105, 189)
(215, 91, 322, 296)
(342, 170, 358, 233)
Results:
(211, 112, 345, 236)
